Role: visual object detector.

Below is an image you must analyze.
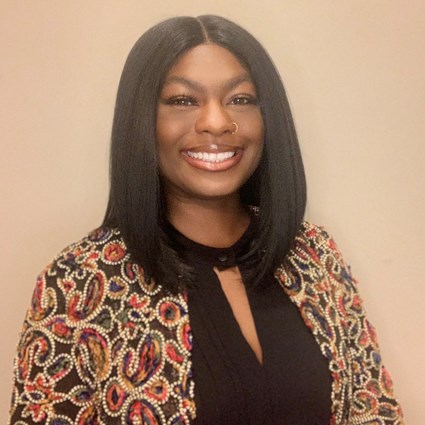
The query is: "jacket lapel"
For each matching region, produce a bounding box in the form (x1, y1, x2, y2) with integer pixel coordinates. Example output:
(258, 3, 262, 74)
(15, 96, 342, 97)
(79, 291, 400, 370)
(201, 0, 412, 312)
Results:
(274, 225, 351, 424)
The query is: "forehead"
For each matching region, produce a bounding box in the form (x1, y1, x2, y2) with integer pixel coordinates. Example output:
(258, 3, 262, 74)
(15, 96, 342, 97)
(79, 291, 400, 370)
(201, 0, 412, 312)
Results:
(164, 44, 251, 84)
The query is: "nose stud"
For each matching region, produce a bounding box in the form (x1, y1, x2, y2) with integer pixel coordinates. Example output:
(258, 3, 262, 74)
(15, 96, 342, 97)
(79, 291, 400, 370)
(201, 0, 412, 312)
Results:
(231, 122, 239, 135)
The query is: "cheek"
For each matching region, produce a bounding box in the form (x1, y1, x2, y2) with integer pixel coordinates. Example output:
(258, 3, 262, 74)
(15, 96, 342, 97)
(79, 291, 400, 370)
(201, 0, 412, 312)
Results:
(156, 118, 189, 176)
(251, 119, 265, 166)
(252, 115, 265, 151)
(252, 144, 264, 172)
(246, 109, 264, 137)
(156, 110, 194, 148)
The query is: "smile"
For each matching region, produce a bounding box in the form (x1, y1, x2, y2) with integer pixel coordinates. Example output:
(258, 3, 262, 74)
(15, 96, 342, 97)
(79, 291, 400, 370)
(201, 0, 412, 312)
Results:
(182, 148, 243, 172)
(186, 151, 236, 163)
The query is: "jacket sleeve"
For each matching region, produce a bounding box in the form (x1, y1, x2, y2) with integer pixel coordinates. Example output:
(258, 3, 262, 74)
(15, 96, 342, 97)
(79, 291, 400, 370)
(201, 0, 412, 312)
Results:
(319, 226, 404, 425)
(8, 259, 105, 424)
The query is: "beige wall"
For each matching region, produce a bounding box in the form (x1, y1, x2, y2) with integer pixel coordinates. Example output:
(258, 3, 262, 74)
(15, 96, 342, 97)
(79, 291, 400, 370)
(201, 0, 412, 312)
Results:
(1, 1, 424, 423)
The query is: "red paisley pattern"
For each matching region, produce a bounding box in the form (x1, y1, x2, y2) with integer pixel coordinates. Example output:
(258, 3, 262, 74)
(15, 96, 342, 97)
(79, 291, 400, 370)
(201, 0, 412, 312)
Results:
(275, 224, 403, 424)
(8, 223, 403, 424)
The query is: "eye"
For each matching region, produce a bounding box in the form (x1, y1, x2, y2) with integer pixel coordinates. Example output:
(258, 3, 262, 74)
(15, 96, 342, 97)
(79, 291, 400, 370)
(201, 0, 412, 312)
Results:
(229, 95, 258, 106)
(165, 95, 198, 107)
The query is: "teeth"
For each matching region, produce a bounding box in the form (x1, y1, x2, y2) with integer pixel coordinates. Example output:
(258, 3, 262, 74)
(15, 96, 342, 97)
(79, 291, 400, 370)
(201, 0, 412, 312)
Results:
(186, 151, 236, 163)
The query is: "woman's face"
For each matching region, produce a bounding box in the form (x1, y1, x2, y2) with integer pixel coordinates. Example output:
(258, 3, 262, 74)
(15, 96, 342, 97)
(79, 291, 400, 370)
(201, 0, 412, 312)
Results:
(156, 43, 264, 203)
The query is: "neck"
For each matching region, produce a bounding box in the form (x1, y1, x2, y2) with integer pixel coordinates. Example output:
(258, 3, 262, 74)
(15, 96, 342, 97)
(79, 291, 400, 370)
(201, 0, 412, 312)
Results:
(166, 194, 251, 248)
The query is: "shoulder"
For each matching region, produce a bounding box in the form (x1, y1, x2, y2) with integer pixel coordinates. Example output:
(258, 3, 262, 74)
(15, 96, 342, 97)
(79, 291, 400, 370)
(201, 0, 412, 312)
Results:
(295, 221, 341, 254)
(276, 221, 356, 296)
(288, 221, 347, 269)
(44, 226, 128, 275)
(39, 226, 149, 289)
(28, 226, 161, 324)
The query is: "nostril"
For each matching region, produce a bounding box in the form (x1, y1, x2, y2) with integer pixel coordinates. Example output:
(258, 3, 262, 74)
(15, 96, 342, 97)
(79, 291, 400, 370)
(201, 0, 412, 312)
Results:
(195, 116, 237, 136)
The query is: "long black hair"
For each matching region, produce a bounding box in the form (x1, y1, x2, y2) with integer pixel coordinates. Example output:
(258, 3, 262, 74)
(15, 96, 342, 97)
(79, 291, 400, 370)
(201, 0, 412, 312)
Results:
(103, 15, 307, 293)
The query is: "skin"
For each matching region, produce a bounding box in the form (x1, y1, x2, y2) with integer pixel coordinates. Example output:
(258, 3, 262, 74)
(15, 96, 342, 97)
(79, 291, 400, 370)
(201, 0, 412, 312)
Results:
(156, 43, 264, 248)
(156, 44, 264, 364)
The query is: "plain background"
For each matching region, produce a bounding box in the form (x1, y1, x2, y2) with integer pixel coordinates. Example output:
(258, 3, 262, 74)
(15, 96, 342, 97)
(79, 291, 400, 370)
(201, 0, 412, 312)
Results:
(1, 1, 424, 423)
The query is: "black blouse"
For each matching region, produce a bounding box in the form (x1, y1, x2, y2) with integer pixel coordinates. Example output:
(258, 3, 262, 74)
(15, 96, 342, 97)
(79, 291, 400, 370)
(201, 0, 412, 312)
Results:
(168, 220, 332, 425)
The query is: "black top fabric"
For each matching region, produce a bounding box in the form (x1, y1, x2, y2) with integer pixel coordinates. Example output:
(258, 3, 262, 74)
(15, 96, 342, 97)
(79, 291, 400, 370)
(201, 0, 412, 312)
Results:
(167, 219, 332, 425)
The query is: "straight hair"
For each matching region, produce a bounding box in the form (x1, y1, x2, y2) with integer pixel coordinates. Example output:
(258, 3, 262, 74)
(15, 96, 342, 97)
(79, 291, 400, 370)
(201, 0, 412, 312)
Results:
(103, 15, 307, 293)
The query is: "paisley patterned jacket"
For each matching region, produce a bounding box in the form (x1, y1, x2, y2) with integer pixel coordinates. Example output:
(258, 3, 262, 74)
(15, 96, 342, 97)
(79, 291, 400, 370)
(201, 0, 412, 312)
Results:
(8, 222, 403, 425)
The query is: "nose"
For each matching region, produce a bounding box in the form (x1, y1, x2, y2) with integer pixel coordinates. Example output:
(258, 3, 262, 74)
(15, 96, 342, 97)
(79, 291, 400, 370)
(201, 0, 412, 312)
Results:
(194, 101, 234, 136)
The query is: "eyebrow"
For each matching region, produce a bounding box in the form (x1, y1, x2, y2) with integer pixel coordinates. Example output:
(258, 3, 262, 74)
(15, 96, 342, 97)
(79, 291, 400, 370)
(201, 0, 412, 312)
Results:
(162, 73, 254, 93)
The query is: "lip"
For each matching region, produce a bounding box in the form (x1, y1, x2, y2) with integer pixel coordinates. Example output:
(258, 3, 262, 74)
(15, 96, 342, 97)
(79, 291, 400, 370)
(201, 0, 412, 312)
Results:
(182, 148, 243, 172)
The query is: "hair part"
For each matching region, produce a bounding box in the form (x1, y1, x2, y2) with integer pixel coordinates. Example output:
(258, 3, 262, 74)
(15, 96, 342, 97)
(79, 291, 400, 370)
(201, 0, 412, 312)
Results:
(103, 15, 306, 293)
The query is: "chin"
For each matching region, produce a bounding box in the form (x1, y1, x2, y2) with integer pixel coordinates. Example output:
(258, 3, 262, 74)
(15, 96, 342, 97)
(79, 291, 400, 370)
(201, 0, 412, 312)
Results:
(176, 182, 244, 202)
(162, 171, 254, 203)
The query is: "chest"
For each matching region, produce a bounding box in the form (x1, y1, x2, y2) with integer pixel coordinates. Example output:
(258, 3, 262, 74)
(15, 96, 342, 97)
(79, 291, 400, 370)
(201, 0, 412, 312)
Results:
(187, 264, 333, 424)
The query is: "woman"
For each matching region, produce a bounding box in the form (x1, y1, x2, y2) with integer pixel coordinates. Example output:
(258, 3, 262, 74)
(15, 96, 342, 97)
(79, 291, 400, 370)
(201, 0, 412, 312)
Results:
(8, 15, 403, 425)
